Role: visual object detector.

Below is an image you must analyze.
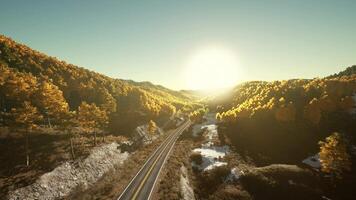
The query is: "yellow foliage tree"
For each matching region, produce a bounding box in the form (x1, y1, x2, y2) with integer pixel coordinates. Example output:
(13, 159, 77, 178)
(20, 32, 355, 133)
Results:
(319, 132, 351, 178)
(78, 102, 108, 146)
(35, 81, 69, 127)
(304, 98, 321, 125)
(275, 102, 296, 122)
(148, 120, 157, 135)
(10, 101, 43, 166)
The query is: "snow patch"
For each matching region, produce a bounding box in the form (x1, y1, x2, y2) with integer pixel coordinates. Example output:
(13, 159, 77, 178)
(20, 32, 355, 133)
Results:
(192, 146, 229, 171)
(302, 154, 321, 169)
(226, 167, 242, 182)
(191, 113, 230, 171)
(192, 113, 217, 137)
(8, 143, 129, 200)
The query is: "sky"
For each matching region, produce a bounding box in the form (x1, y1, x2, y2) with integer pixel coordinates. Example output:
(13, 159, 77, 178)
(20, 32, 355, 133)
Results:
(1, 0, 356, 90)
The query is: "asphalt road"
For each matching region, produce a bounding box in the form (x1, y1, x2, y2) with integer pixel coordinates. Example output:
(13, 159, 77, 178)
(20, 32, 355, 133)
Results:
(117, 120, 191, 200)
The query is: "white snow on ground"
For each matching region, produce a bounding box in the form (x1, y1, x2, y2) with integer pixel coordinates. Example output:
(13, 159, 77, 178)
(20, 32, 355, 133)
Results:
(193, 146, 228, 158)
(201, 124, 218, 139)
(192, 113, 217, 137)
(8, 143, 129, 200)
(226, 167, 242, 182)
(191, 114, 230, 171)
(302, 154, 321, 169)
(180, 165, 195, 200)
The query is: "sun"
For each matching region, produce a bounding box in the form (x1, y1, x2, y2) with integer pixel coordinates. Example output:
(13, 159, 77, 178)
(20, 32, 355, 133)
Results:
(184, 46, 242, 90)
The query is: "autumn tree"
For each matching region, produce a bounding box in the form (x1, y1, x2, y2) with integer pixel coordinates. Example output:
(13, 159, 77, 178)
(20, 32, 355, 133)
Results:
(304, 98, 321, 125)
(148, 120, 157, 135)
(34, 81, 69, 127)
(10, 101, 43, 166)
(275, 101, 296, 122)
(319, 132, 351, 179)
(0, 70, 37, 110)
(97, 87, 117, 113)
(339, 96, 354, 111)
(58, 111, 78, 159)
(78, 102, 108, 146)
(189, 108, 207, 123)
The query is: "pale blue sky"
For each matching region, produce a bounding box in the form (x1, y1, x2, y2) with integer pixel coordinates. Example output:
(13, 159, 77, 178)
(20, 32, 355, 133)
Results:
(1, 0, 355, 89)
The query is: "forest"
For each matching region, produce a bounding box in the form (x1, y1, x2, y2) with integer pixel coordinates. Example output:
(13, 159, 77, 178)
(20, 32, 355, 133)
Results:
(0, 34, 203, 135)
(1, 33, 356, 199)
(0, 35, 203, 197)
(211, 66, 356, 199)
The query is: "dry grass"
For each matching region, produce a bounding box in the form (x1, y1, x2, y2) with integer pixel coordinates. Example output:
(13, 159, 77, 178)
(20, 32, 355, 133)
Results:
(152, 135, 195, 200)
(0, 127, 127, 198)
(65, 132, 172, 200)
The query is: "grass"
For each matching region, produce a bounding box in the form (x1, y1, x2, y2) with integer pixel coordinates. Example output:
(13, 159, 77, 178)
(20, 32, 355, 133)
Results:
(0, 128, 125, 198)
(65, 130, 172, 200)
(152, 134, 195, 200)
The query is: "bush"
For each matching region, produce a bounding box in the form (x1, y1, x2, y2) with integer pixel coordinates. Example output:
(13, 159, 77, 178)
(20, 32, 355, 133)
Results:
(197, 165, 231, 196)
(190, 152, 203, 165)
(209, 185, 252, 200)
(240, 164, 321, 200)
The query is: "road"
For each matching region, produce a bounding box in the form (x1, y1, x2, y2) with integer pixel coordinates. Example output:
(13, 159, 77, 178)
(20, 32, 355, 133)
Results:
(117, 120, 191, 200)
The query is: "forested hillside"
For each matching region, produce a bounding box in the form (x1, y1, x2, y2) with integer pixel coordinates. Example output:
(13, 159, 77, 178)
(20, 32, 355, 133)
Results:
(0, 35, 200, 134)
(216, 70, 356, 162)
(210, 68, 356, 199)
(329, 65, 356, 78)
(0, 35, 202, 197)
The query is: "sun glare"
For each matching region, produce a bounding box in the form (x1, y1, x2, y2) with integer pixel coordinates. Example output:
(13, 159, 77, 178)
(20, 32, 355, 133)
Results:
(184, 46, 242, 90)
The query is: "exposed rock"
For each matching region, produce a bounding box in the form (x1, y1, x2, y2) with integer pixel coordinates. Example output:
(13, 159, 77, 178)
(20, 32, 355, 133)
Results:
(8, 143, 129, 200)
(180, 165, 195, 200)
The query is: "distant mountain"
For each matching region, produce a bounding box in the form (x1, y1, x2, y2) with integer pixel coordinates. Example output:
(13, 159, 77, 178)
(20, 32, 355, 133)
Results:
(328, 65, 356, 78)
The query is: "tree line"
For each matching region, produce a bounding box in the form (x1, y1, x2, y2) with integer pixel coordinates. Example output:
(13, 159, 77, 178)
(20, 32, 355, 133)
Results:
(0, 35, 201, 166)
(215, 70, 356, 177)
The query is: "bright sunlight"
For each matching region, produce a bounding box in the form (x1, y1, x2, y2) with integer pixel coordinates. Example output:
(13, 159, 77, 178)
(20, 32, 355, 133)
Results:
(184, 46, 242, 90)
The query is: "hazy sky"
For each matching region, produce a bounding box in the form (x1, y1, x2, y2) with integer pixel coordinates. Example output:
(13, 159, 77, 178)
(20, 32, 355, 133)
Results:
(1, 0, 356, 90)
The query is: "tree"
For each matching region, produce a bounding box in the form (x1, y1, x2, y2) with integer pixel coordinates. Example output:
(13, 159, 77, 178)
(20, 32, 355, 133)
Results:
(77, 102, 108, 146)
(58, 111, 78, 159)
(275, 102, 296, 122)
(319, 132, 351, 179)
(339, 96, 354, 111)
(10, 101, 43, 166)
(34, 81, 69, 128)
(304, 98, 321, 125)
(148, 120, 157, 135)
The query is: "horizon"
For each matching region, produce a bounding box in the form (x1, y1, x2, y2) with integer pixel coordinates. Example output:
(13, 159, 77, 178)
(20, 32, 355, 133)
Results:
(1, 0, 356, 90)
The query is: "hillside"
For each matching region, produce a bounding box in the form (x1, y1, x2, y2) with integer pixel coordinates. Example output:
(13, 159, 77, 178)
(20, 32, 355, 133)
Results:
(209, 68, 356, 200)
(329, 65, 356, 78)
(0, 35, 202, 197)
(0, 35, 200, 133)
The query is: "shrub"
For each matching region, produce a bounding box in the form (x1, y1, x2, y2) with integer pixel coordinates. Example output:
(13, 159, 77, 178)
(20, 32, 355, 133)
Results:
(199, 165, 231, 192)
(209, 185, 252, 200)
(240, 164, 321, 200)
(190, 152, 203, 165)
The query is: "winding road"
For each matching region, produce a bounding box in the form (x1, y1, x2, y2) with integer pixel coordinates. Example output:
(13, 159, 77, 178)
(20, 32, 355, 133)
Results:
(117, 120, 191, 200)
